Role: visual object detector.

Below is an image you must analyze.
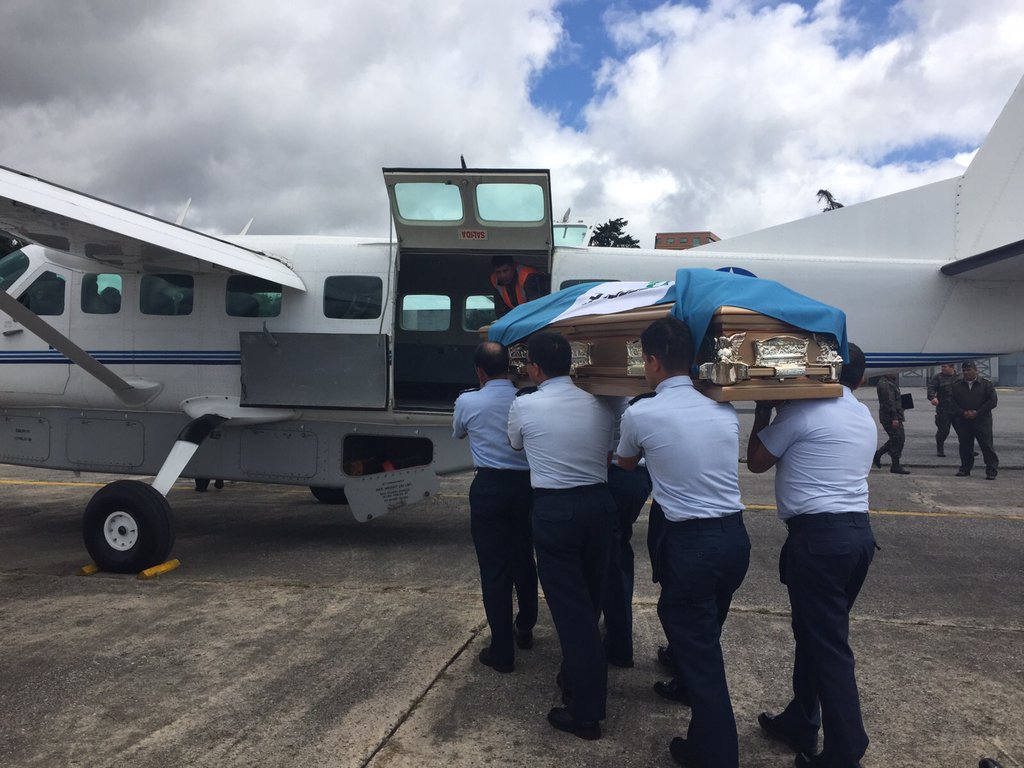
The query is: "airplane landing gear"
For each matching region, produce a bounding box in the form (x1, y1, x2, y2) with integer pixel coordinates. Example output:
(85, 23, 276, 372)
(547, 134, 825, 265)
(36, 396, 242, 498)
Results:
(309, 486, 348, 505)
(83, 480, 175, 573)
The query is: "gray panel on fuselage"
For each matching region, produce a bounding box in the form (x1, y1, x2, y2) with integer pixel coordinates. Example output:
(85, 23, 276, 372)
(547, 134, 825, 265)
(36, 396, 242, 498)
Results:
(67, 418, 144, 467)
(240, 428, 319, 480)
(240, 332, 388, 409)
(0, 415, 51, 462)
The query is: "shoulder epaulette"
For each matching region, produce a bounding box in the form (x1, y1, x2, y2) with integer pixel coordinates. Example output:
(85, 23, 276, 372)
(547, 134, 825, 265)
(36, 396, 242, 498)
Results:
(515, 386, 538, 397)
(457, 386, 480, 396)
(628, 391, 657, 406)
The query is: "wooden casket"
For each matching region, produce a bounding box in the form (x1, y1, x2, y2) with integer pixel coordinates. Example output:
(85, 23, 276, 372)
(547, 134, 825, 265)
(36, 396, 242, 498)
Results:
(489, 304, 844, 402)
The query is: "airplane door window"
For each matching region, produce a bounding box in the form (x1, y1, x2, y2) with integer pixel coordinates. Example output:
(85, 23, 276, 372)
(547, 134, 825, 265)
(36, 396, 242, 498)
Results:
(323, 276, 383, 320)
(18, 270, 66, 315)
(400, 294, 450, 331)
(82, 273, 122, 314)
(463, 295, 496, 331)
(226, 275, 281, 317)
(0, 250, 29, 290)
(140, 274, 193, 316)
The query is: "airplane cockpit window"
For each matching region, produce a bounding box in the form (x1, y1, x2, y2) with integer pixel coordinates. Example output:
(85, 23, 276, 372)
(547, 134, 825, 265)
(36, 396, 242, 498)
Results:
(552, 223, 591, 247)
(393, 183, 464, 222)
(400, 294, 450, 331)
(0, 249, 29, 291)
(323, 276, 382, 320)
(463, 295, 496, 331)
(475, 183, 545, 222)
(18, 270, 66, 315)
(140, 274, 193, 316)
(82, 273, 122, 314)
(226, 275, 281, 318)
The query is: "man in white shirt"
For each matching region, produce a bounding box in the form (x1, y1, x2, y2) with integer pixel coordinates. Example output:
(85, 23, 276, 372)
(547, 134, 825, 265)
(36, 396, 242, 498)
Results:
(508, 332, 616, 740)
(616, 316, 750, 768)
(453, 342, 537, 674)
(747, 342, 877, 768)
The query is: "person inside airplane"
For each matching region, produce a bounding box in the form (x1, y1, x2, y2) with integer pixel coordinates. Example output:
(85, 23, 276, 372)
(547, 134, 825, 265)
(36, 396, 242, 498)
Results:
(490, 254, 549, 318)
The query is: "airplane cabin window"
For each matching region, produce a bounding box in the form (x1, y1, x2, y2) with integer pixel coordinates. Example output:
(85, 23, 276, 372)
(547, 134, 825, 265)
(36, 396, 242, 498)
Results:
(140, 274, 193, 316)
(0, 250, 29, 291)
(226, 275, 282, 317)
(393, 183, 464, 222)
(323, 276, 383, 320)
(400, 294, 450, 331)
(475, 183, 545, 222)
(82, 273, 122, 314)
(463, 295, 496, 331)
(18, 271, 66, 315)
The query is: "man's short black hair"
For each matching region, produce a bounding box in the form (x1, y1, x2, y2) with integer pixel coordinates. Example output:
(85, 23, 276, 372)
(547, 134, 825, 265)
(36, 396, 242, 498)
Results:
(491, 254, 515, 269)
(640, 316, 694, 373)
(528, 332, 572, 377)
(474, 341, 508, 377)
(839, 342, 866, 387)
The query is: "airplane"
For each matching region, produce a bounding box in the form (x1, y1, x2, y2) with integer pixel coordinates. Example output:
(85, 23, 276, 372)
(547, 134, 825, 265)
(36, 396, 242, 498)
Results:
(1, 74, 1022, 574)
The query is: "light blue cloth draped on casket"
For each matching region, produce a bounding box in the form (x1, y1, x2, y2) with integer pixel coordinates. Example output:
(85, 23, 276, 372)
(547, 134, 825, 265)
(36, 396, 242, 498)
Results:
(487, 268, 849, 365)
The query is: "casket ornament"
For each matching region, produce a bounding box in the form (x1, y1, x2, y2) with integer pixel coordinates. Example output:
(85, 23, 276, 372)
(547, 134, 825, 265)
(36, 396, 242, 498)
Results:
(754, 335, 809, 379)
(698, 332, 750, 385)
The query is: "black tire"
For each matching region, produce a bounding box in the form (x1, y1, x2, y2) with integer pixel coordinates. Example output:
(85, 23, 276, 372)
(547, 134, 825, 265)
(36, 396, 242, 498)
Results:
(309, 486, 348, 505)
(82, 480, 176, 573)
(194, 477, 210, 492)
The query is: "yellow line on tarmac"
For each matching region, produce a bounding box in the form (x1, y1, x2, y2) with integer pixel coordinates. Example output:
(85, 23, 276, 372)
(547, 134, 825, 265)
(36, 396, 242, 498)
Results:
(0, 478, 106, 488)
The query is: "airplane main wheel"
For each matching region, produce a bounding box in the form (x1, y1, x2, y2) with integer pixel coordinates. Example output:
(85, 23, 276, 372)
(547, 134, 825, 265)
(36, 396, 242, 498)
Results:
(309, 486, 348, 505)
(82, 480, 176, 573)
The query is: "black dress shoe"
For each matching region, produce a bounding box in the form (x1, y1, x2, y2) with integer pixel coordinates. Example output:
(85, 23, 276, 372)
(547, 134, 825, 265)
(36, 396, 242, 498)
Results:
(653, 678, 690, 705)
(668, 737, 701, 767)
(936, 450, 945, 457)
(546, 706, 600, 740)
(979, 759, 1005, 768)
(657, 644, 675, 670)
(513, 625, 533, 650)
(478, 648, 513, 673)
(956, 468, 971, 476)
(986, 472, 996, 480)
(758, 711, 817, 755)
(890, 464, 911, 474)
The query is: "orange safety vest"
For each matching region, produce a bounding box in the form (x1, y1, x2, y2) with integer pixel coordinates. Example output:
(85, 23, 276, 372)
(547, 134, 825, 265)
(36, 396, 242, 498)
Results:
(490, 264, 543, 311)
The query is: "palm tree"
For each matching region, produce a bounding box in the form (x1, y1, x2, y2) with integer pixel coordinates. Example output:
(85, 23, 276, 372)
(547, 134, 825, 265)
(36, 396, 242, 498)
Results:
(816, 189, 844, 211)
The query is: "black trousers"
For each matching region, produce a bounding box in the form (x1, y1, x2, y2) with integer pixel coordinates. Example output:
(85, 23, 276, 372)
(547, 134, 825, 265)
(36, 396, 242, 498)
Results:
(602, 465, 651, 663)
(774, 512, 876, 767)
(470, 469, 538, 668)
(658, 512, 750, 768)
(953, 415, 999, 475)
(533, 483, 616, 722)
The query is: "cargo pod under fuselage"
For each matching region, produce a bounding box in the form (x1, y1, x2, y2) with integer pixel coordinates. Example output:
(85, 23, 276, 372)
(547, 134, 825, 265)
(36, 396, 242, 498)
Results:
(382, 168, 554, 410)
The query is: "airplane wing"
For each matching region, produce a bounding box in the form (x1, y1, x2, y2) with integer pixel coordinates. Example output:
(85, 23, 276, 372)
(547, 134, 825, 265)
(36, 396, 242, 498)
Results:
(940, 239, 1024, 281)
(0, 165, 305, 290)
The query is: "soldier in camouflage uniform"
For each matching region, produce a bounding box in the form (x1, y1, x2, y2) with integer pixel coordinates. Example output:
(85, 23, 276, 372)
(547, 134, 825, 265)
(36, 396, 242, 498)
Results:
(927, 363, 960, 457)
(874, 374, 911, 474)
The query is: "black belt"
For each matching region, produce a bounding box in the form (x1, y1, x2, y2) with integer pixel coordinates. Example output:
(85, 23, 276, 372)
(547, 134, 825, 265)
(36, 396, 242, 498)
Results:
(475, 467, 530, 476)
(666, 510, 743, 530)
(786, 512, 869, 530)
(534, 482, 608, 497)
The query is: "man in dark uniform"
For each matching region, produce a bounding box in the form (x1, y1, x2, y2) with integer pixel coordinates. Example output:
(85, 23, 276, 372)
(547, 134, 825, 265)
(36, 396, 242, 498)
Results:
(927, 362, 960, 457)
(508, 332, 616, 740)
(873, 373, 910, 474)
(453, 342, 538, 672)
(748, 342, 877, 768)
(951, 360, 999, 479)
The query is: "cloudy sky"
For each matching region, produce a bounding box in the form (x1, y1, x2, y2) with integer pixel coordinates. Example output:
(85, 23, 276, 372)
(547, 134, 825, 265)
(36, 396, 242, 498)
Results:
(1, 0, 1022, 247)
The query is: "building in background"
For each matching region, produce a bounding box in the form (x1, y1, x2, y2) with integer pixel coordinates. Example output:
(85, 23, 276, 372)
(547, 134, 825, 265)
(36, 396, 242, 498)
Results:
(654, 231, 720, 250)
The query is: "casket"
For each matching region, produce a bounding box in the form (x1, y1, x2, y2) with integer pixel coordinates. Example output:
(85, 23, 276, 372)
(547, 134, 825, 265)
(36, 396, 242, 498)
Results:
(490, 304, 844, 402)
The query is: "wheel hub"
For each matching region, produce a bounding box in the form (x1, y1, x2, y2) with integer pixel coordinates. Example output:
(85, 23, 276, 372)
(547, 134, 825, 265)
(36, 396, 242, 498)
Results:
(102, 511, 138, 551)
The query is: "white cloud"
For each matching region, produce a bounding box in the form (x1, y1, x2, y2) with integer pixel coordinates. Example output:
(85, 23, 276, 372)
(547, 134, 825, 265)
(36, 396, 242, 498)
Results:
(0, 0, 1021, 246)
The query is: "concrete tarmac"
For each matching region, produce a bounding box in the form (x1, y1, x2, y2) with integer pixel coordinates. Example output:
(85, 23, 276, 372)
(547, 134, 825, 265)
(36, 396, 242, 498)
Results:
(1, 389, 1021, 768)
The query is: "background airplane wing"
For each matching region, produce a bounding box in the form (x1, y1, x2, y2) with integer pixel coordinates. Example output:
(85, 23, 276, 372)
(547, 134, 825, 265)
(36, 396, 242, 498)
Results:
(0, 165, 305, 290)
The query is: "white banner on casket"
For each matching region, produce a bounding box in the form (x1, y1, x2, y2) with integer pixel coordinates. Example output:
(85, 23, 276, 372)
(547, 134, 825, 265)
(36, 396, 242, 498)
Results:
(549, 281, 674, 324)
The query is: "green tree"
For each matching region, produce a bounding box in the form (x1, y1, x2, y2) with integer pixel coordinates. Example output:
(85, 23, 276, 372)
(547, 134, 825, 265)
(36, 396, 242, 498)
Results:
(588, 217, 640, 248)
(816, 189, 844, 211)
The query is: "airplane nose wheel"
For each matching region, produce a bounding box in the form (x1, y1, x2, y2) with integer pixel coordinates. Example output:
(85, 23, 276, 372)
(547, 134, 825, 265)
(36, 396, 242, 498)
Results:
(83, 480, 176, 573)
